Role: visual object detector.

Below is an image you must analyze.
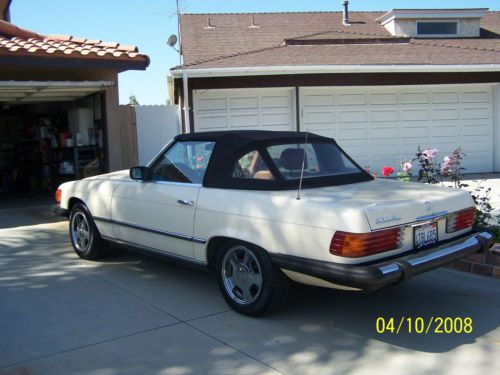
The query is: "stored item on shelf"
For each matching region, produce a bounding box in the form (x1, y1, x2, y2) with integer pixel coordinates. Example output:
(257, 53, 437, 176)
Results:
(58, 132, 71, 147)
(69, 108, 93, 146)
(76, 132, 83, 146)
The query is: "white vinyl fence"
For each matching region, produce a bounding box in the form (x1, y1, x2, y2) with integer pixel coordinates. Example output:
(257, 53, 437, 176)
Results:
(136, 105, 181, 165)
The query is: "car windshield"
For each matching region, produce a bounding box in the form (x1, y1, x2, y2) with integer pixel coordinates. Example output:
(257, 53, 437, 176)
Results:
(266, 142, 363, 180)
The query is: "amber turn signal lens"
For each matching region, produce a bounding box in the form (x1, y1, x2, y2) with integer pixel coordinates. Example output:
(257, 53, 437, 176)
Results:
(330, 228, 402, 257)
(446, 207, 476, 233)
(55, 189, 62, 204)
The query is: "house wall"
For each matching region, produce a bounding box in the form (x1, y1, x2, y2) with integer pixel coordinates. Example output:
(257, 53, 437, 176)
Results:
(0, 65, 131, 172)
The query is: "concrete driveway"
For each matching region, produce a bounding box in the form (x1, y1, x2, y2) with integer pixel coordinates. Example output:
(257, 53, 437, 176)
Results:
(0, 209, 499, 375)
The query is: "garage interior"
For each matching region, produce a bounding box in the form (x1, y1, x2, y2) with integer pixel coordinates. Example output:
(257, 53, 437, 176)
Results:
(0, 81, 111, 201)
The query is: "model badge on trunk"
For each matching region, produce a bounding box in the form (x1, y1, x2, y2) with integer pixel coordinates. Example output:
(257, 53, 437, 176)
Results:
(375, 215, 402, 224)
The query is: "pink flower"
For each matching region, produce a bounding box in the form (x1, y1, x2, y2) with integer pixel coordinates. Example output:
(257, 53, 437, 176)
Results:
(381, 166, 395, 177)
(402, 161, 412, 173)
(422, 148, 438, 159)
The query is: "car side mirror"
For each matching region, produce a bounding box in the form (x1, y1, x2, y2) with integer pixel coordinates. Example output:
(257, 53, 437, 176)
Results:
(130, 166, 148, 181)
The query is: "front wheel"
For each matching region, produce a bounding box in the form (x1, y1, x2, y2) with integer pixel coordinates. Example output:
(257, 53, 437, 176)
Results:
(216, 241, 289, 316)
(69, 203, 108, 260)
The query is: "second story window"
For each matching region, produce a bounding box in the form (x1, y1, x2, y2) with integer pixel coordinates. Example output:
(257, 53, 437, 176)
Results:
(416, 21, 458, 36)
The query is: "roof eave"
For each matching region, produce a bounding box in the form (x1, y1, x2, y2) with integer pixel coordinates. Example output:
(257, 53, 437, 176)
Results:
(170, 64, 500, 78)
(0, 54, 150, 72)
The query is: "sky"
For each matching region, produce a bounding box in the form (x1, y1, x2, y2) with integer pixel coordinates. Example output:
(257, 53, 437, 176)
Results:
(10, 0, 500, 105)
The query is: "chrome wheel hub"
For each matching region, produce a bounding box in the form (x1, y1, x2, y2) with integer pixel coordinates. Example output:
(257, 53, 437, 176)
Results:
(222, 246, 262, 305)
(71, 212, 90, 252)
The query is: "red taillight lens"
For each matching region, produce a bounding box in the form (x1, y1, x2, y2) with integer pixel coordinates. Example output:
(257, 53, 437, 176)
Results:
(446, 207, 476, 233)
(330, 228, 402, 257)
(55, 189, 62, 204)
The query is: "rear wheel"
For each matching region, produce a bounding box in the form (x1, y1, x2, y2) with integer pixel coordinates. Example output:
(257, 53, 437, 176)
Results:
(69, 203, 108, 260)
(216, 241, 289, 316)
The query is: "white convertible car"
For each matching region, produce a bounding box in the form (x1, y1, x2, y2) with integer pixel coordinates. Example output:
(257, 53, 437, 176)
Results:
(57, 131, 494, 316)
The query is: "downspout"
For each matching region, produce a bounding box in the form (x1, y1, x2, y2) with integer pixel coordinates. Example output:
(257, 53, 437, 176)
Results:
(182, 70, 191, 134)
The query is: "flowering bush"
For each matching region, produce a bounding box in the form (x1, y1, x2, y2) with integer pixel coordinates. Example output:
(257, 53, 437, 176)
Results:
(439, 148, 465, 188)
(381, 166, 394, 177)
(416, 147, 439, 184)
(371, 146, 497, 229)
(397, 160, 413, 182)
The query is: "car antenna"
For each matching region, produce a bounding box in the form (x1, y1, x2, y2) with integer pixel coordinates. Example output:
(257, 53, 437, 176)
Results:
(296, 131, 309, 200)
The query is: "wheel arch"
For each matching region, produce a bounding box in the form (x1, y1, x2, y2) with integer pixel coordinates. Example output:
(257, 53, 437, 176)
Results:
(206, 236, 269, 270)
(68, 197, 86, 211)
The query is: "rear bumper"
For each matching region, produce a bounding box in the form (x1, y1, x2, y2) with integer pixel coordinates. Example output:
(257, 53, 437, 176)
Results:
(269, 231, 495, 291)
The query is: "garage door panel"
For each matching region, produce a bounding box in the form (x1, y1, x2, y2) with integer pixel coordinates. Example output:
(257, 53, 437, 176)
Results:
(462, 107, 491, 120)
(261, 113, 290, 126)
(337, 110, 367, 123)
(431, 125, 460, 137)
(370, 93, 398, 105)
(432, 92, 460, 104)
(462, 124, 490, 136)
(337, 94, 367, 106)
(197, 98, 227, 111)
(229, 97, 259, 110)
(401, 124, 431, 138)
(432, 108, 460, 121)
(304, 94, 334, 106)
(462, 91, 491, 103)
(401, 109, 430, 122)
(370, 110, 398, 122)
(401, 92, 429, 104)
(369, 125, 399, 139)
(301, 84, 494, 173)
(337, 125, 367, 140)
(196, 115, 228, 129)
(261, 95, 290, 108)
(229, 114, 259, 127)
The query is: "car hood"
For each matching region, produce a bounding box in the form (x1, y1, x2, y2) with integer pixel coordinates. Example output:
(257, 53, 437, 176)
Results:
(299, 178, 474, 230)
(84, 170, 130, 181)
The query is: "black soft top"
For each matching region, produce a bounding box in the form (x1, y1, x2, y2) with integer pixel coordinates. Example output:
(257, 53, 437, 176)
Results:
(174, 130, 372, 190)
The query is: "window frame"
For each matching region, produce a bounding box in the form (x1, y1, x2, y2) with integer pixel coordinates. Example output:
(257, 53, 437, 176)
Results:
(147, 140, 215, 185)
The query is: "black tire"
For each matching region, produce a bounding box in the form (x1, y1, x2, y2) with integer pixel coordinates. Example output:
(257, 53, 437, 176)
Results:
(69, 203, 108, 260)
(216, 241, 289, 316)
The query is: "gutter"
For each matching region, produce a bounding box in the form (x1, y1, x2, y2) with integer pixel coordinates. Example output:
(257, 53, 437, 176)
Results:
(182, 71, 191, 133)
(171, 64, 500, 79)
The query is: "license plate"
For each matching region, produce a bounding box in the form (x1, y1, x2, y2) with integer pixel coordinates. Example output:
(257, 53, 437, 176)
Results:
(414, 223, 438, 249)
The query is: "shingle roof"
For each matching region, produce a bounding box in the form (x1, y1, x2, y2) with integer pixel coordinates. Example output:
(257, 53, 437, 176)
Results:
(177, 11, 500, 69)
(0, 20, 149, 70)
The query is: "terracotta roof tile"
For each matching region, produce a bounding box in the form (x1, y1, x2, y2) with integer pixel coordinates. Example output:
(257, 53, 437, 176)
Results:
(178, 11, 500, 69)
(0, 20, 149, 69)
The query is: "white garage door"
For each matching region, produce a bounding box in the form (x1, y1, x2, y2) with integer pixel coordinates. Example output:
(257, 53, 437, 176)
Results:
(300, 85, 494, 173)
(193, 88, 295, 132)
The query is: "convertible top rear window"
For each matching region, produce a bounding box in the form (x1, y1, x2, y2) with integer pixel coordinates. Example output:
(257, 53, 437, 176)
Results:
(266, 143, 362, 181)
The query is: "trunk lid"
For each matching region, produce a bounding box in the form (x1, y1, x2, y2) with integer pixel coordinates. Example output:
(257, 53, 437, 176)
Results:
(301, 179, 474, 231)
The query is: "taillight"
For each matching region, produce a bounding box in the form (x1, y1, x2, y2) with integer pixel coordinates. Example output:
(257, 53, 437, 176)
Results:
(55, 189, 62, 204)
(446, 207, 476, 233)
(330, 228, 402, 258)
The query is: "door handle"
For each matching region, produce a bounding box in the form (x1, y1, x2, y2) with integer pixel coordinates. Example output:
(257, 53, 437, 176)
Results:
(177, 199, 194, 206)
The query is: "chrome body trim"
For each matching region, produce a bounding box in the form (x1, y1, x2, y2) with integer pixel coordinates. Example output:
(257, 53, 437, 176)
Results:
(94, 216, 206, 244)
(101, 235, 206, 265)
(415, 211, 448, 222)
(378, 264, 400, 275)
